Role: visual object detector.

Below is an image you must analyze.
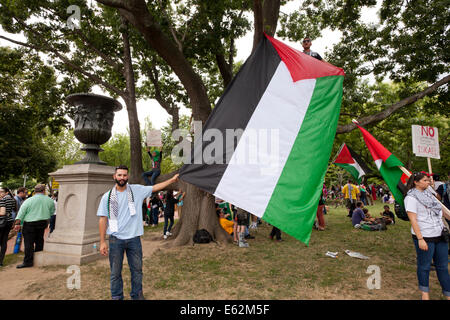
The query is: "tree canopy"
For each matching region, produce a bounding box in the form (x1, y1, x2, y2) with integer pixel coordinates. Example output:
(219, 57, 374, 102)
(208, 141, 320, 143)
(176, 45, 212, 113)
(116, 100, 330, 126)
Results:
(0, 47, 71, 182)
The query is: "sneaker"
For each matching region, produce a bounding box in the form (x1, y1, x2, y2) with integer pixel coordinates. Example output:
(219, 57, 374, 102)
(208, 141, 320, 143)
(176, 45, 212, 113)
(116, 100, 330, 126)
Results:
(163, 234, 168, 240)
(239, 241, 249, 248)
(167, 232, 173, 236)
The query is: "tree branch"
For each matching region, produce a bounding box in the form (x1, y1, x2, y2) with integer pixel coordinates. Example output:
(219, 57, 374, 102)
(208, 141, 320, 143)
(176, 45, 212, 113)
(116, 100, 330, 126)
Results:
(143, 62, 173, 114)
(336, 74, 450, 134)
(216, 53, 233, 88)
(95, 0, 130, 10)
(0, 35, 126, 98)
(157, 0, 183, 52)
(72, 29, 124, 76)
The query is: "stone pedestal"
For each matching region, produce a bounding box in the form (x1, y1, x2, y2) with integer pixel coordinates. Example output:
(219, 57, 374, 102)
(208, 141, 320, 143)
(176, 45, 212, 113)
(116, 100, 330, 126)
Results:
(34, 164, 114, 266)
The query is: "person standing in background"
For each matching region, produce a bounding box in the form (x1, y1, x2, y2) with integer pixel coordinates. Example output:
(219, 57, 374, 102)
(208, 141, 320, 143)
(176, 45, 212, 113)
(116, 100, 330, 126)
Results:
(0, 188, 17, 266)
(14, 184, 55, 268)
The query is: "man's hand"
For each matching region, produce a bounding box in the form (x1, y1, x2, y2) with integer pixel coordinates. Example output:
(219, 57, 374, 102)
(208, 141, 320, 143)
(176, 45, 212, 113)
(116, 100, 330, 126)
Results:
(171, 173, 179, 183)
(14, 224, 21, 232)
(100, 241, 108, 256)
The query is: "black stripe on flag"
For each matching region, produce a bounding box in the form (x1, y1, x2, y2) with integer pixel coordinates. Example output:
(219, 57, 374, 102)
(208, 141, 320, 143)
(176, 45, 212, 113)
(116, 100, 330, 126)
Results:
(347, 145, 372, 176)
(179, 37, 282, 194)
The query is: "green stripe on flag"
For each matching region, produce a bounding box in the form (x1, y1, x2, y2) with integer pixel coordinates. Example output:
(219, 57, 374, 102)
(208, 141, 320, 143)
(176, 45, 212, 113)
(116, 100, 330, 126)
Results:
(384, 153, 404, 168)
(379, 155, 405, 205)
(262, 76, 344, 245)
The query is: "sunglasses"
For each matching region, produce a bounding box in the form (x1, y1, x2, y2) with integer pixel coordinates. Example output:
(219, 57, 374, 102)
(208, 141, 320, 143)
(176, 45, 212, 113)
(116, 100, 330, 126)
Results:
(303, 39, 311, 43)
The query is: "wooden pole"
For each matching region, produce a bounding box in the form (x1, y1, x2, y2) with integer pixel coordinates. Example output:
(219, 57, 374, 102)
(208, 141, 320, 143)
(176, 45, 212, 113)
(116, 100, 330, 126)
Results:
(427, 157, 432, 174)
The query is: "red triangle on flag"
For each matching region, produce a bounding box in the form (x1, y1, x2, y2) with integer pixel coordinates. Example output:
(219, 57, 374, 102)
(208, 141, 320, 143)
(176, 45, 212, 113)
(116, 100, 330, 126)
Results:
(265, 33, 345, 82)
(334, 144, 355, 164)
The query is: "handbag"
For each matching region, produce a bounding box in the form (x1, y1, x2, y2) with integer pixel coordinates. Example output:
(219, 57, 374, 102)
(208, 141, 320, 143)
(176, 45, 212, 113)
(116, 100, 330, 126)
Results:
(0, 216, 8, 228)
(442, 227, 449, 243)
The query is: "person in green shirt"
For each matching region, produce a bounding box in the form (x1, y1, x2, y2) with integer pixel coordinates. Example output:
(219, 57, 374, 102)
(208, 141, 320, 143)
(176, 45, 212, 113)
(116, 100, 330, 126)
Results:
(13, 184, 55, 268)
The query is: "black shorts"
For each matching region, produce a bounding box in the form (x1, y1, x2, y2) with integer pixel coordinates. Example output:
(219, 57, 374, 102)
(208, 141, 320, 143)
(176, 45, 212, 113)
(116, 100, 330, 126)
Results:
(236, 213, 248, 226)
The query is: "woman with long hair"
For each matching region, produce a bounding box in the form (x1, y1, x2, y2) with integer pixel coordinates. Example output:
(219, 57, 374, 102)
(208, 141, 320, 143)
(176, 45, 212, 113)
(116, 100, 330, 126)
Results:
(405, 172, 450, 300)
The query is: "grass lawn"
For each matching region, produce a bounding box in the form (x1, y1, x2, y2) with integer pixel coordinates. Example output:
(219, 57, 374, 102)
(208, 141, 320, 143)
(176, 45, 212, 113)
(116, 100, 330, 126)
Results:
(6, 200, 449, 300)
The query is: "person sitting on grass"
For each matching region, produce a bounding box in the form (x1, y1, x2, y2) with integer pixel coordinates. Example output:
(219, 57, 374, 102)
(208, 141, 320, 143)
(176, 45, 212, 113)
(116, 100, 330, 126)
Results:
(218, 210, 234, 236)
(362, 208, 374, 220)
(380, 205, 395, 225)
(352, 202, 375, 228)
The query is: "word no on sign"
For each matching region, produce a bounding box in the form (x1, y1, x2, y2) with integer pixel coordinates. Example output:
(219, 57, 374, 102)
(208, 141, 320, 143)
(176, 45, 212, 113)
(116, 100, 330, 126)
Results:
(411, 125, 440, 159)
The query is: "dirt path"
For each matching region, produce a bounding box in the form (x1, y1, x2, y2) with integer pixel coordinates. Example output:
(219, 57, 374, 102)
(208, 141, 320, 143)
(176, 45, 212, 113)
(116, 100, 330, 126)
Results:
(0, 236, 165, 300)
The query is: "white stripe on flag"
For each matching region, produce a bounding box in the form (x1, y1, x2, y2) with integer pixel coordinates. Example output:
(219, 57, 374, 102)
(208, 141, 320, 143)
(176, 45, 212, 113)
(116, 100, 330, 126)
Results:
(375, 159, 382, 170)
(350, 162, 365, 179)
(214, 62, 316, 216)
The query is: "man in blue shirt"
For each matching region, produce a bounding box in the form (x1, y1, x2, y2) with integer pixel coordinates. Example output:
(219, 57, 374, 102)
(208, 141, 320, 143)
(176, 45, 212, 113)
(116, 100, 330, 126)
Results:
(97, 165, 179, 300)
(351, 201, 375, 227)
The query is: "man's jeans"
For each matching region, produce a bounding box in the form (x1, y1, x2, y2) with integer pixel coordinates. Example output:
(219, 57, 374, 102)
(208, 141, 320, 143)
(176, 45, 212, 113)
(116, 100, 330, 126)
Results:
(163, 215, 174, 235)
(152, 207, 159, 226)
(142, 169, 161, 186)
(413, 238, 450, 297)
(109, 235, 144, 300)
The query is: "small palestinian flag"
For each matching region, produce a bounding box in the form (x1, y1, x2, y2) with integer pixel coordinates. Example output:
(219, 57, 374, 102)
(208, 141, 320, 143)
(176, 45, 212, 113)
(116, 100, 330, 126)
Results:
(180, 34, 345, 245)
(333, 143, 370, 184)
(354, 123, 409, 207)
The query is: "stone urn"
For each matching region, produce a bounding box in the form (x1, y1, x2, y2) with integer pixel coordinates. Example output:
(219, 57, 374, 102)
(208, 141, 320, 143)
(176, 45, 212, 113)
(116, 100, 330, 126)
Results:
(66, 93, 122, 165)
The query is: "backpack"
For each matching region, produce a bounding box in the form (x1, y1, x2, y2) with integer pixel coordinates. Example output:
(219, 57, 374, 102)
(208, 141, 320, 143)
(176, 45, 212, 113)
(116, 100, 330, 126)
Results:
(394, 201, 409, 221)
(193, 229, 213, 244)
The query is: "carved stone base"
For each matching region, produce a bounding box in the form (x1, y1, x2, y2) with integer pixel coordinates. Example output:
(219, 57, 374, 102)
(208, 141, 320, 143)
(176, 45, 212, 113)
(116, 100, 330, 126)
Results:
(34, 163, 114, 266)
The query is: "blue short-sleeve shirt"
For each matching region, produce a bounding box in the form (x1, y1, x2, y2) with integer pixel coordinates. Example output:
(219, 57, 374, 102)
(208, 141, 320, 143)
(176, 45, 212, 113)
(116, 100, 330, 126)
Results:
(352, 208, 366, 226)
(97, 184, 153, 240)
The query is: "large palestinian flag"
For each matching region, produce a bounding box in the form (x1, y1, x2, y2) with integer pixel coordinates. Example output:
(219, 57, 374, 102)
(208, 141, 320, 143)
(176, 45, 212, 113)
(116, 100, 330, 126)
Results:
(333, 143, 370, 184)
(180, 34, 345, 244)
(354, 123, 409, 207)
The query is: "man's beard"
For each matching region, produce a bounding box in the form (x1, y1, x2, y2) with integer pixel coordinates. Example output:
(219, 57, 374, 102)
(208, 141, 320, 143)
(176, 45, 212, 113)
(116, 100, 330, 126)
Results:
(115, 179, 128, 187)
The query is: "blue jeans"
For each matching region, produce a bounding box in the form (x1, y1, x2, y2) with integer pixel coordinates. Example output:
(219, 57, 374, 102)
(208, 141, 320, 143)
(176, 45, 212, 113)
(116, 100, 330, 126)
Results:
(164, 215, 174, 235)
(413, 239, 450, 297)
(108, 235, 144, 300)
(142, 169, 160, 186)
(360, 193, 367, 205)
(152, 207, 159, 226)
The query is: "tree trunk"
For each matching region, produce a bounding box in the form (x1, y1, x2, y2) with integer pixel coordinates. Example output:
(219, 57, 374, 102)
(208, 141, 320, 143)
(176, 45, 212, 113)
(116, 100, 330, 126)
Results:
(170, 182, 231, 246)
(153, 172, 232, 246)
(252, 0, 281, 53)
(114, 4, 212, 124)
(120, 15, 144, 183)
